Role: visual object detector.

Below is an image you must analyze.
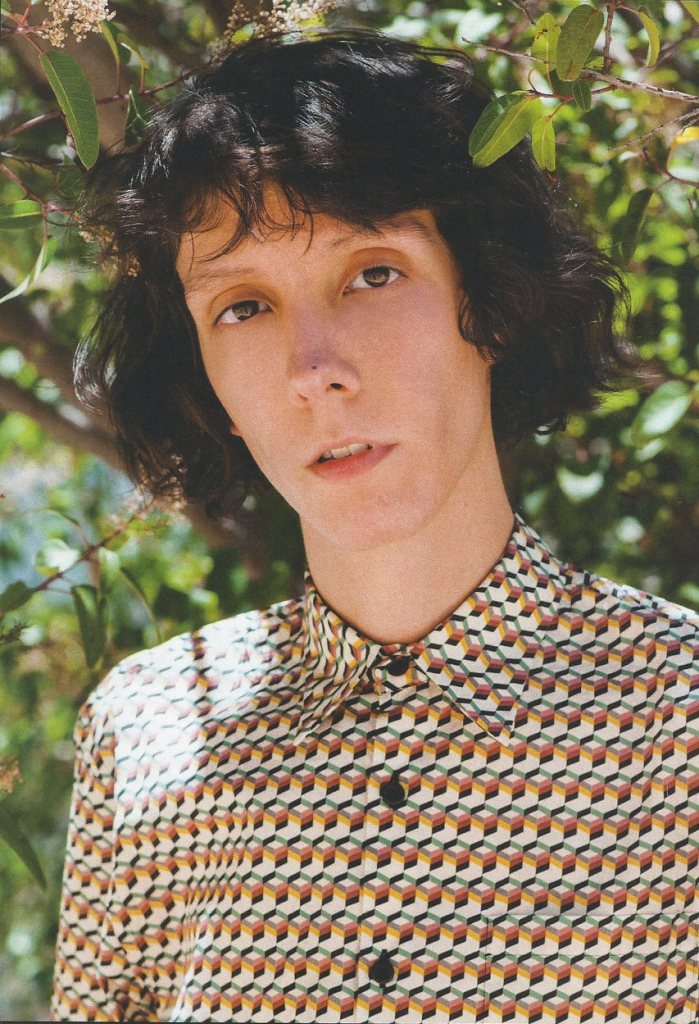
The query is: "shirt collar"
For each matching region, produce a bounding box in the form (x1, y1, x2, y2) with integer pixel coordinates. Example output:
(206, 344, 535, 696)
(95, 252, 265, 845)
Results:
(295, 514, 568, 745)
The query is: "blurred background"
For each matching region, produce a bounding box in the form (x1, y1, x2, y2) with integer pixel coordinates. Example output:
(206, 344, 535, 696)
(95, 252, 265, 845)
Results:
(1, 0, 698, 1017)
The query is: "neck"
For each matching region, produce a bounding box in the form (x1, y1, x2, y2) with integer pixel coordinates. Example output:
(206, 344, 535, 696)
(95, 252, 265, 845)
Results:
(303, 465, 514, 646)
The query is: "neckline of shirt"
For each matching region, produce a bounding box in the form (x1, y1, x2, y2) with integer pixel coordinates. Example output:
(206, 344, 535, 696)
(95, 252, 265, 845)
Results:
(294, 514, 570, 745)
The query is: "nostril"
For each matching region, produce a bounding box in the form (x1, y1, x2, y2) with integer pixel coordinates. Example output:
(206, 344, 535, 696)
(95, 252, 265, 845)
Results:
(330, 382, 343, 390)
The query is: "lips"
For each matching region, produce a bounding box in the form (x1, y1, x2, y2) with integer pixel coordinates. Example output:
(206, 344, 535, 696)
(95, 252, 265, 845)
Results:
(317, 442, 373, 464)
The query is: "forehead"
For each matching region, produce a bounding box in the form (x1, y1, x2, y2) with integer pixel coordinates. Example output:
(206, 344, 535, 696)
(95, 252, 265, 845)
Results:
(175, 198, 445, 295)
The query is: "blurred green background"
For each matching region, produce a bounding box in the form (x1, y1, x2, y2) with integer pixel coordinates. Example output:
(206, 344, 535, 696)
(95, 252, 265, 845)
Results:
(1, 0, 698, 1017)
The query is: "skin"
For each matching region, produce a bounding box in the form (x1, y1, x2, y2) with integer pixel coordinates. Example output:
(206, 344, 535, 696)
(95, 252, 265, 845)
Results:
(177, 198, 513, 643)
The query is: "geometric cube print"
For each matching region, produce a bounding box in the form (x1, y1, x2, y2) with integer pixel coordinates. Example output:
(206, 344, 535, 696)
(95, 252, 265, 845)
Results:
(52, 516, 699, 1022)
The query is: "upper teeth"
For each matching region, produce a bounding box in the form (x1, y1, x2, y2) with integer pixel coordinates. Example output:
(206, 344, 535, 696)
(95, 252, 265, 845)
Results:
(320, 443, 372, 462)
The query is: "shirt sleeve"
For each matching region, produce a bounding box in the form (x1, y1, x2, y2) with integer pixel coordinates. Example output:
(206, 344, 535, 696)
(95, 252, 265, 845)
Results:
(51, 680, 160, 1022)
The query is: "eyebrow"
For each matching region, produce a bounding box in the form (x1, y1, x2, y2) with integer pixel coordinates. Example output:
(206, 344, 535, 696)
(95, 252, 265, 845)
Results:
(182, 264, 259, 298)
(181, 213, 440, 298)
(327, 214, 441, 250)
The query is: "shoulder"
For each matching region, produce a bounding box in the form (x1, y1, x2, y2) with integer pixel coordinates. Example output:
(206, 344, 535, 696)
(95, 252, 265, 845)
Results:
(78, 594, 306, 741)
(552, 553, 699, 688)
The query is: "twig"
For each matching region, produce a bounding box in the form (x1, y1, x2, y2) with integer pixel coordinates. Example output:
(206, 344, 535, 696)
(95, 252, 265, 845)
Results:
(462, 39, 699, 104)
(0, 162, 73, 219)
(602, 2, 617, 74)
(606, 109, 699, 152)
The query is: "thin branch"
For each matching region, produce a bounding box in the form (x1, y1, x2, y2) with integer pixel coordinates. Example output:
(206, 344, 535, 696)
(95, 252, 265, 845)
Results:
(462, 39, 699, 104)
(606, 109, 699, 152)
(602, 2, 617, 74)
(0, 289, 86, 413)
(583, 69, 699, 104)
(0, 110, 60, 144)
(0, 377, 120, 466)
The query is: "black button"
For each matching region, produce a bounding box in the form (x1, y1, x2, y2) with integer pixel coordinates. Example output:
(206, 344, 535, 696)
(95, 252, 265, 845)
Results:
(386, 655, 412, 676)
(380, 773, 407, 808)
(368, 950, 394, 986)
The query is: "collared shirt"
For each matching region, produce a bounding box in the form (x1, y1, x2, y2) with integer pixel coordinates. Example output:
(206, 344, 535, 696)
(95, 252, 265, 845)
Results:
(52, 516, 699, 1023)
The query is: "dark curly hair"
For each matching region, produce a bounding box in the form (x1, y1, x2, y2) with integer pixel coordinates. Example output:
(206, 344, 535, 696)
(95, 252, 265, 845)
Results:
(76, 30, 629, 514)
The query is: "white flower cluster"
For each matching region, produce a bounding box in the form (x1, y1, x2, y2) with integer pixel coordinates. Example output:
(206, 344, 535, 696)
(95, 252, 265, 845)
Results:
(40, 0, 114, 48)
(214, 0, 339, 60)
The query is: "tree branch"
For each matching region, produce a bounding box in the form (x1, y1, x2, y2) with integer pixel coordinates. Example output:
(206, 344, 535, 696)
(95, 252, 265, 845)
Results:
(0, 376, 119, 465)
(0, 287, 88, 413)
(0, 375, 268, 567)
(463, 39, 699, 104)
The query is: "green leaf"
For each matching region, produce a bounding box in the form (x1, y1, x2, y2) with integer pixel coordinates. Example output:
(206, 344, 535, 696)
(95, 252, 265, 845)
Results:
(39, 51, 100, 169)
(557, 466, 605, 503)
(35, 538, 79, 576)
(125, 88, 151, 147)
(572, 79, 592, 112)
(113, 30, 150, 70)
(469, 94, 543, 168)
(0, 235, 57, 306)
(0, 200, 44, 232)
(531, 12, 560, 66)
(0, 804, 46, 888)
(637, 7, 660, 67)
(681, 1, 699, 24)
(71, 584, 108, 668)
(531, 116, 556, 172)
(120, 567, 162, 643)
(101, 20, 132, 65)
(0, 0, 10, 12)
(631, 381, 692, 446)
(0, 581, 34, 615)
(556, 5, 604, 81)
(613, 188, 653, 265)
(98, 547, 121, 596)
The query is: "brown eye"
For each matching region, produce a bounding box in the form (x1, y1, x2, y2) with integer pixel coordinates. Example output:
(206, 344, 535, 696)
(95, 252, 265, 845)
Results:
(217, 299, 270, 325)
(348, 265, 401, 291)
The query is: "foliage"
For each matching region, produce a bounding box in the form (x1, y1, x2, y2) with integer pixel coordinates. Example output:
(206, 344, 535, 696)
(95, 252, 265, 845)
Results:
(0, 0, 697, 1017)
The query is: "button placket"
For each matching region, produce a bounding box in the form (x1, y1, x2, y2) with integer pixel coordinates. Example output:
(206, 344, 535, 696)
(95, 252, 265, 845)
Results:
(355, 654, 414, 1004)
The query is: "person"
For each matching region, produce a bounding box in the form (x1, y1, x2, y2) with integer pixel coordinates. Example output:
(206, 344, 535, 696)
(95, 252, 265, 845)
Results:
(52, 29, 699, 1024)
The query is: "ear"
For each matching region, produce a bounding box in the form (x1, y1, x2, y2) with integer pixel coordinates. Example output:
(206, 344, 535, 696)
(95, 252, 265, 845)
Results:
(230, 421, 242, 438)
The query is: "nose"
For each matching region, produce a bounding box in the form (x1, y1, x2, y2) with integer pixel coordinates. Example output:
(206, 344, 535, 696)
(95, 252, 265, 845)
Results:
(286, 313, 361, 407)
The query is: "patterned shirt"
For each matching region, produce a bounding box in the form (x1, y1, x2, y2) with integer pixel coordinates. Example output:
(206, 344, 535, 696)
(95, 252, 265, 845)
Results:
(52, 516, 699, 1023)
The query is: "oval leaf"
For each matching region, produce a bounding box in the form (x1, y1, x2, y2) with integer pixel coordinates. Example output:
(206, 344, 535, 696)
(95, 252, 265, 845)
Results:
(0, 235, 57, 306)
(39, 51, 100, 168)
(0, 200, 44, 232)
(531, 12, 560, 66)
(71, 584, 108, 668)
(0, 804, 46, 888)
(681, 1, 699, 23)
(35, 538, 79, 576)
(572, 79, 592, 112)
(469, 94, 543, 168)
(0, 581, 34, 615)
(98, 547, 121, 596)
(531, 116, 556, 172)
(631, 381, 692, 446)
(556, 5, 604, 82)
(614, 188, 653, 265)
(101, 20, 132, 65)
(638, 7, 660, 67)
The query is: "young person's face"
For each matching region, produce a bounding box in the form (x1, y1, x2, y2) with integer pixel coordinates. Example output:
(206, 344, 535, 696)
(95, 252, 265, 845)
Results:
(177, 198, 497, 553)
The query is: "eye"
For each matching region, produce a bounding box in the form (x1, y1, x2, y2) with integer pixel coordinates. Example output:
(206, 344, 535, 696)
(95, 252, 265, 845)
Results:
(347, 265, 401, 291)
(216, 299, 271, 325)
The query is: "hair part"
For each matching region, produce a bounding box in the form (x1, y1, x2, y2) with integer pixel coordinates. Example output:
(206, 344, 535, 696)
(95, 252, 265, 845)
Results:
(76, 30, 630, 516)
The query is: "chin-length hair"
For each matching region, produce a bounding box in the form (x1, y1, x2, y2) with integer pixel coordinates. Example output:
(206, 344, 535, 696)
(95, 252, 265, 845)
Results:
(76, 30, 629, 515)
